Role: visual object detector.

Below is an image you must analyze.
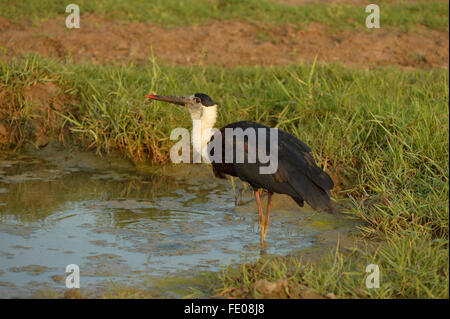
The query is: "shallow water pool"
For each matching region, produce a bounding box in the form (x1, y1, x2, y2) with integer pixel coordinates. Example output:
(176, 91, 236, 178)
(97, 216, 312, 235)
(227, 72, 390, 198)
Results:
(0, 149, 356, 298)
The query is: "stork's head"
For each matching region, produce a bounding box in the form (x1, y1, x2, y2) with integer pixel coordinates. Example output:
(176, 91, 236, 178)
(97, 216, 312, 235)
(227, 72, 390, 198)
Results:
(146, 93, 216, 122)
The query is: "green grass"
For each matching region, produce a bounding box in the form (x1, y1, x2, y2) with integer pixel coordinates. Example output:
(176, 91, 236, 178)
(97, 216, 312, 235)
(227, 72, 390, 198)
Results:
(218, 232, 448, 298)
(0, 0, 448, 31)
(0, 55, 448, 298)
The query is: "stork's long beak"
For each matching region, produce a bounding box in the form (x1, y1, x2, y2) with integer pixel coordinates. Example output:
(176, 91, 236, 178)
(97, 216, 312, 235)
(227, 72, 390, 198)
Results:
(145, 94, 189, 106)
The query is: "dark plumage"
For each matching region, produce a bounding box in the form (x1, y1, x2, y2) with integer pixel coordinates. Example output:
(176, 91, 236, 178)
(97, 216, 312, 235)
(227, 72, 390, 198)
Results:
(209, 121, 334, 212)
(194, 93, 215, 106)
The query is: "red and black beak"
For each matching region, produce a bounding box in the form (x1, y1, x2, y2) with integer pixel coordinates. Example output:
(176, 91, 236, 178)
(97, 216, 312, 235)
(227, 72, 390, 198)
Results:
(145, 94, 190, 106)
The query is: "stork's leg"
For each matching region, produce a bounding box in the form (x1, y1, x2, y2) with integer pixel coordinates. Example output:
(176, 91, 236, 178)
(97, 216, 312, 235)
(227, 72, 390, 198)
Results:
(262, 192, 273, 242)
(255, 189, 265, 229)
(255, 190, 267, 244)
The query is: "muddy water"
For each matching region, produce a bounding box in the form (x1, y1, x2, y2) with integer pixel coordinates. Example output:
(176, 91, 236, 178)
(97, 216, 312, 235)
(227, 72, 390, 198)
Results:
(0, 149, 357, 298)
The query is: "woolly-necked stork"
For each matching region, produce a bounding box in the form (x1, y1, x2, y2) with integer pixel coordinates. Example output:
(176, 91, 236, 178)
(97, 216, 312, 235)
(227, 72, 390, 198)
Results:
(146, 93, 334, 244)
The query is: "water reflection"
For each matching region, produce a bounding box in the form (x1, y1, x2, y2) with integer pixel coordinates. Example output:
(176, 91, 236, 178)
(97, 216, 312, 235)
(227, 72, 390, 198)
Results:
(0, 151, 355, 298)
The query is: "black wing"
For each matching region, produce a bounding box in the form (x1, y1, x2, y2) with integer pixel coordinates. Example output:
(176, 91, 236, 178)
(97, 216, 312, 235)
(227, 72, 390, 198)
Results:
(209, 121, 334, 211)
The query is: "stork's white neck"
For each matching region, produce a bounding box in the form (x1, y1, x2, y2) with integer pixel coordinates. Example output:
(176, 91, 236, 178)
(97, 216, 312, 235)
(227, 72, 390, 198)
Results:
(189, 105, 217, 160)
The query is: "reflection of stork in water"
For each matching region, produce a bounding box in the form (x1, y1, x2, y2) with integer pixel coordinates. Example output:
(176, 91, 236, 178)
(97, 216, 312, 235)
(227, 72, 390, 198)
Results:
(146, 93, 334, 245)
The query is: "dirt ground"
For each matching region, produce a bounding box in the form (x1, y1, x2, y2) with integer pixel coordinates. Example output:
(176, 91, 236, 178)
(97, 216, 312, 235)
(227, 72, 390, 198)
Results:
(0, 80, 75, 149)
(0, 14, 448, 69)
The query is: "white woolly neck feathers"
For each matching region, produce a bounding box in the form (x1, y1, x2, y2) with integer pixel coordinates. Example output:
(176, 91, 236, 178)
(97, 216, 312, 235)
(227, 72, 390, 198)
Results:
(188, 104, 218, 157)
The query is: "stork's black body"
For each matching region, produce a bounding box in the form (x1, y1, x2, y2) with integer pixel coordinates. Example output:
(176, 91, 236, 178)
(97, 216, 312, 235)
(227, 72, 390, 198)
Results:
(146, 92, 335, 244)
(210, 121, 334, 212)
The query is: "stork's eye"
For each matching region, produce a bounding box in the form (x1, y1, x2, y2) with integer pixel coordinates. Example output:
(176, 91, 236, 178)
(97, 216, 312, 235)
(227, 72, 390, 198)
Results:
(194, 97, 201, 104)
